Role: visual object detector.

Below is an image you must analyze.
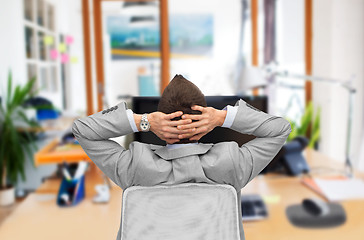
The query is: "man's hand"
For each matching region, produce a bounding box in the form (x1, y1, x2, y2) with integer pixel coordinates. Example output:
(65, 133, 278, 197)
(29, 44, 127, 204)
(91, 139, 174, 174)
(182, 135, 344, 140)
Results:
(148, 111, 196, 144)
(177, 105, 227, 141)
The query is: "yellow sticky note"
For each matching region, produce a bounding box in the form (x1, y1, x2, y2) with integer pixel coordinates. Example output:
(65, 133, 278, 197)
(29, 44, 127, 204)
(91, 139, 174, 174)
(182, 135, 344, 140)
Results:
(58, 43, 66, 53)
(262, 194, 281, 204)
(44, 36, 54, 45)
(70, 56, 78, 63)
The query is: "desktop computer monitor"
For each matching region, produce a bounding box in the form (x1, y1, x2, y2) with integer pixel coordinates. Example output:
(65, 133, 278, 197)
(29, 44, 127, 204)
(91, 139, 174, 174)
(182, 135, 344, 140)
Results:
(132, 95, 280, 175)
(132, 95, 268, 146)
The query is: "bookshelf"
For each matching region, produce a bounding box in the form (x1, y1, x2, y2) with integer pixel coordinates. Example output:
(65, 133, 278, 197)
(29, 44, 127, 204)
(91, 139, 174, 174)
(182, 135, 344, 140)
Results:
(23, 0, 58, 93)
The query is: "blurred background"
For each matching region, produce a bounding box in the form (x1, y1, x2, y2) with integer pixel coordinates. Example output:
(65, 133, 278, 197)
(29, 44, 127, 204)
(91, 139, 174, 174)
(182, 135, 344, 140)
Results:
(0, 0, 363, 239)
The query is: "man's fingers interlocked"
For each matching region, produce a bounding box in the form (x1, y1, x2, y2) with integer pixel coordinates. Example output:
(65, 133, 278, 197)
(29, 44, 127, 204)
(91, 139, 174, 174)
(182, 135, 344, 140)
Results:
(168, 118, 192, 127)
(164, 126, 196, 135)
(177, 120, 205, 130)
(178, 126, 207, 139)
(165, 111, 183, 120)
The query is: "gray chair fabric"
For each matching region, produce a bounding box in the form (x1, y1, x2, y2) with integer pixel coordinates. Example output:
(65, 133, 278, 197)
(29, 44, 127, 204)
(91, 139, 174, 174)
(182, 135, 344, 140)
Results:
(120, 183, 241, 240)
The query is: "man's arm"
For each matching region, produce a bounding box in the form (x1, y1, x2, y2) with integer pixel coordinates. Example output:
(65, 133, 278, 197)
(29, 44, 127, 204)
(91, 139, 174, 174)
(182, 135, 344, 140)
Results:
(180, 99, 291, 189)
(72, 102, 194, 188)
(71, 102, 137, 189)
(228, 99, 292, 189)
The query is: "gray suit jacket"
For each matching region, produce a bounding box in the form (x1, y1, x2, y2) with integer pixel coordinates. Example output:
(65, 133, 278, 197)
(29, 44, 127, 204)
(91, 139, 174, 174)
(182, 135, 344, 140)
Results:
(72, 99, 292, 240)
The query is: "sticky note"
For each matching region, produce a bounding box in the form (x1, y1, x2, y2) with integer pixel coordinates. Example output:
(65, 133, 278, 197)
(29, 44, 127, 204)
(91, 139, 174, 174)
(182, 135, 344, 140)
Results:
(50, 49, 58, 60)
(61, 53, 69, 63)
(58, 43, 66, 53)
(262, 194, 281, 204)
(70, 56, 78, 63)
(65, 35, 74, 45)
(44, 36, 54, 45)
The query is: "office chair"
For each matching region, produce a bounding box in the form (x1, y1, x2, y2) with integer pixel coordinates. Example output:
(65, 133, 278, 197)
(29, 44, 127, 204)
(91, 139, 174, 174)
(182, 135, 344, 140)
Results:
(120, 183, 241, 240)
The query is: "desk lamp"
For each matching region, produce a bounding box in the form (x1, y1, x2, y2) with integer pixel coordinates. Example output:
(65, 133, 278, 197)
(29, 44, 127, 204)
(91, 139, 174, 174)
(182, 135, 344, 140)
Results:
(237, 65, 268, 95)
(265, 66, 357, 179)
(238, 65, 356, 178)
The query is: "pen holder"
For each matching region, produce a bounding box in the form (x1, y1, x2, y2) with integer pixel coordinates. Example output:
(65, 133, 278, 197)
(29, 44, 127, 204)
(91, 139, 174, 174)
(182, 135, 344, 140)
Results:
(57, 175, 85, 207)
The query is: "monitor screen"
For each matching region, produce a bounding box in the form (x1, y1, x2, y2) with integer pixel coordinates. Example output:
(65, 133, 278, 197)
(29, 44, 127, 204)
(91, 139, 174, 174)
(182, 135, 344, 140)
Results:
(132, 95, 268, 147)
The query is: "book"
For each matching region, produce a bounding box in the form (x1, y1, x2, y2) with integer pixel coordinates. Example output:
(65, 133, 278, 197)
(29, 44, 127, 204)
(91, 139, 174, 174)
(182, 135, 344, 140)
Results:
(301, 175, 348, 198)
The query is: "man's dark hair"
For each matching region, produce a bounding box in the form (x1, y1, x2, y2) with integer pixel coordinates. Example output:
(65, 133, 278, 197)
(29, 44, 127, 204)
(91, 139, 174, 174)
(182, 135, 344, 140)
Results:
(157, 74, 207, 144)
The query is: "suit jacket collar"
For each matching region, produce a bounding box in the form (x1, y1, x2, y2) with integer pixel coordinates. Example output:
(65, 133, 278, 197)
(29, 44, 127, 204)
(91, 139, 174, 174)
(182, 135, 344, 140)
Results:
(150, 143, 213, 160)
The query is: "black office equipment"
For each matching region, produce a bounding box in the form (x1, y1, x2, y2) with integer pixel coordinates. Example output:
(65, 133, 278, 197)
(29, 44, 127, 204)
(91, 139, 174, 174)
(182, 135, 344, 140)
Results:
(302, 198, 330, 217)
(241, 194, 268, 221)
(280, 136, 310, 176)
(261, 136, 310, 176)
(286, 201, 346, 228)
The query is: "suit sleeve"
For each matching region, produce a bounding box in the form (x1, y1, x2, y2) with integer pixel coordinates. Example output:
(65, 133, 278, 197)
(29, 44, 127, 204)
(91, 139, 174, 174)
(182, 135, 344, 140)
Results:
(229, 99, 292, 189)
(71, 101, 139, 189)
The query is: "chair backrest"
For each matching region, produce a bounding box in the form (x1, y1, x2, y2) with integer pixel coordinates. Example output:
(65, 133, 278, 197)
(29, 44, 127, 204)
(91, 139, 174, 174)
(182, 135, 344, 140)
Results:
(120, 183, 241, 240)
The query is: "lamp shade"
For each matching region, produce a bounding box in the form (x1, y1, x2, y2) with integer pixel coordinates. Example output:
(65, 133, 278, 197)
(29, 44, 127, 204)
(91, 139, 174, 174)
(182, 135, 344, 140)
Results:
(239, 66, 267, 91)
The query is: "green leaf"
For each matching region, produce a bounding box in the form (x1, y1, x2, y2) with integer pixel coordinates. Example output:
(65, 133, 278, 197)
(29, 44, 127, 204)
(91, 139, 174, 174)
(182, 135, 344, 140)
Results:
(6, 71, 13, 109)
(286, 118, 298, 142)
(312, 106, 321, 133)
(0, 73, 39, 186)
(10, 85, 22, 112)
(17, 109, 40, 130)
(298, 101, 313, 135)
(309, 129, 320, 149)
(17, 77, 36, 106)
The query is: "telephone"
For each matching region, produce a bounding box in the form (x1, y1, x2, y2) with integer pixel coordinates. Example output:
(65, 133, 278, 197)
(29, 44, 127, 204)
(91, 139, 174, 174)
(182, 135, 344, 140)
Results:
(262, 136, 310, 176)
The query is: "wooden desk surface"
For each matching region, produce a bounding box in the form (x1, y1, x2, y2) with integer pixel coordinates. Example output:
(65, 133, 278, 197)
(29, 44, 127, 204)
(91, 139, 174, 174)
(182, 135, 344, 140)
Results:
(0, 149, 363, 240)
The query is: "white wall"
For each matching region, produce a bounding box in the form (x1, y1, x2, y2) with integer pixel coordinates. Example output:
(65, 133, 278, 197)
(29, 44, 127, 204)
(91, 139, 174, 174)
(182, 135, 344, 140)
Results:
(66, 0, 88, 114)
(0, 0, 27, 90)
(313, 0, 364, 170)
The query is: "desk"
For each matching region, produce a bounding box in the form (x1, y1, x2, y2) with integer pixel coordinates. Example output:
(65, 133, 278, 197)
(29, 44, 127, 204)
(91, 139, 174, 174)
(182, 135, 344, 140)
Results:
(242, 149, 364, 240)
(0, 148, 363, 240)
(34, 139, 91, 166)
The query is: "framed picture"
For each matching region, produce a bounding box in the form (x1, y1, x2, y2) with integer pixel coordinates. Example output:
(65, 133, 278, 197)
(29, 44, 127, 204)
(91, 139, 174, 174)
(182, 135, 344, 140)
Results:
(107, 14, 213, 60)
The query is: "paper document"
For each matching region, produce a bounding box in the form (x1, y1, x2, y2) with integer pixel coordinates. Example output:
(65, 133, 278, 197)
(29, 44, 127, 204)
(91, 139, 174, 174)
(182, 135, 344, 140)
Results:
(314, 178, 364, 202)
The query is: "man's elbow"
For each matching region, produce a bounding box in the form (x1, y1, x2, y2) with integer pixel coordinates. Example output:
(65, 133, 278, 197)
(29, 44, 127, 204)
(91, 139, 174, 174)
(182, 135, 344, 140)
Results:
(71, 120, 80, 138)
(283, 119, 292, 136)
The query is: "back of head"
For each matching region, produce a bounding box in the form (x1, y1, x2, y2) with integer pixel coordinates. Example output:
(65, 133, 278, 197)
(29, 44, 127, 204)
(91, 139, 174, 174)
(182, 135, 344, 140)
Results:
(158, 74, 206, 144)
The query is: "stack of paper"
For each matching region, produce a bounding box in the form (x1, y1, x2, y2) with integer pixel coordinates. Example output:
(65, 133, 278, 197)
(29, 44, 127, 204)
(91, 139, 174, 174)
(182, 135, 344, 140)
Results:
(313, 178, 364, 202)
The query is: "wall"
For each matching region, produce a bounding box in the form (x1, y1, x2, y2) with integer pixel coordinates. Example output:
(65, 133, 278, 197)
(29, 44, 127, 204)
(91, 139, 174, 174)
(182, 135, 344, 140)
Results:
(100, 0, 242, 108)
(0, 0, 27, 89)
(65, 0, 88, 114)
(313, 0, 364, 170)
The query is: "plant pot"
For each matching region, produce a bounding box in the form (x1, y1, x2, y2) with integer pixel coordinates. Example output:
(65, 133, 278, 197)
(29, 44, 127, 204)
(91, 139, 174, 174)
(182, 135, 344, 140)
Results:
(0, 186, 15, 206)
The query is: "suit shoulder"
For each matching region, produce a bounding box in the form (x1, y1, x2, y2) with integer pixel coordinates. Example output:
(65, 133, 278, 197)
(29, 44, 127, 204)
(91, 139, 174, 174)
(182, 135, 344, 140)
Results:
(205, 141, 239, 157)
(129, 141, 163, 152)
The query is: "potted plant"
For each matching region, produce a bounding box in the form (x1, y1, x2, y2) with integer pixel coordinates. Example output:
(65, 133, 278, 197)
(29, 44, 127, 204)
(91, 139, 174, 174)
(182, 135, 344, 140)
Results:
(0, 72, 42, 206)
(286, 100, 321, 149)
